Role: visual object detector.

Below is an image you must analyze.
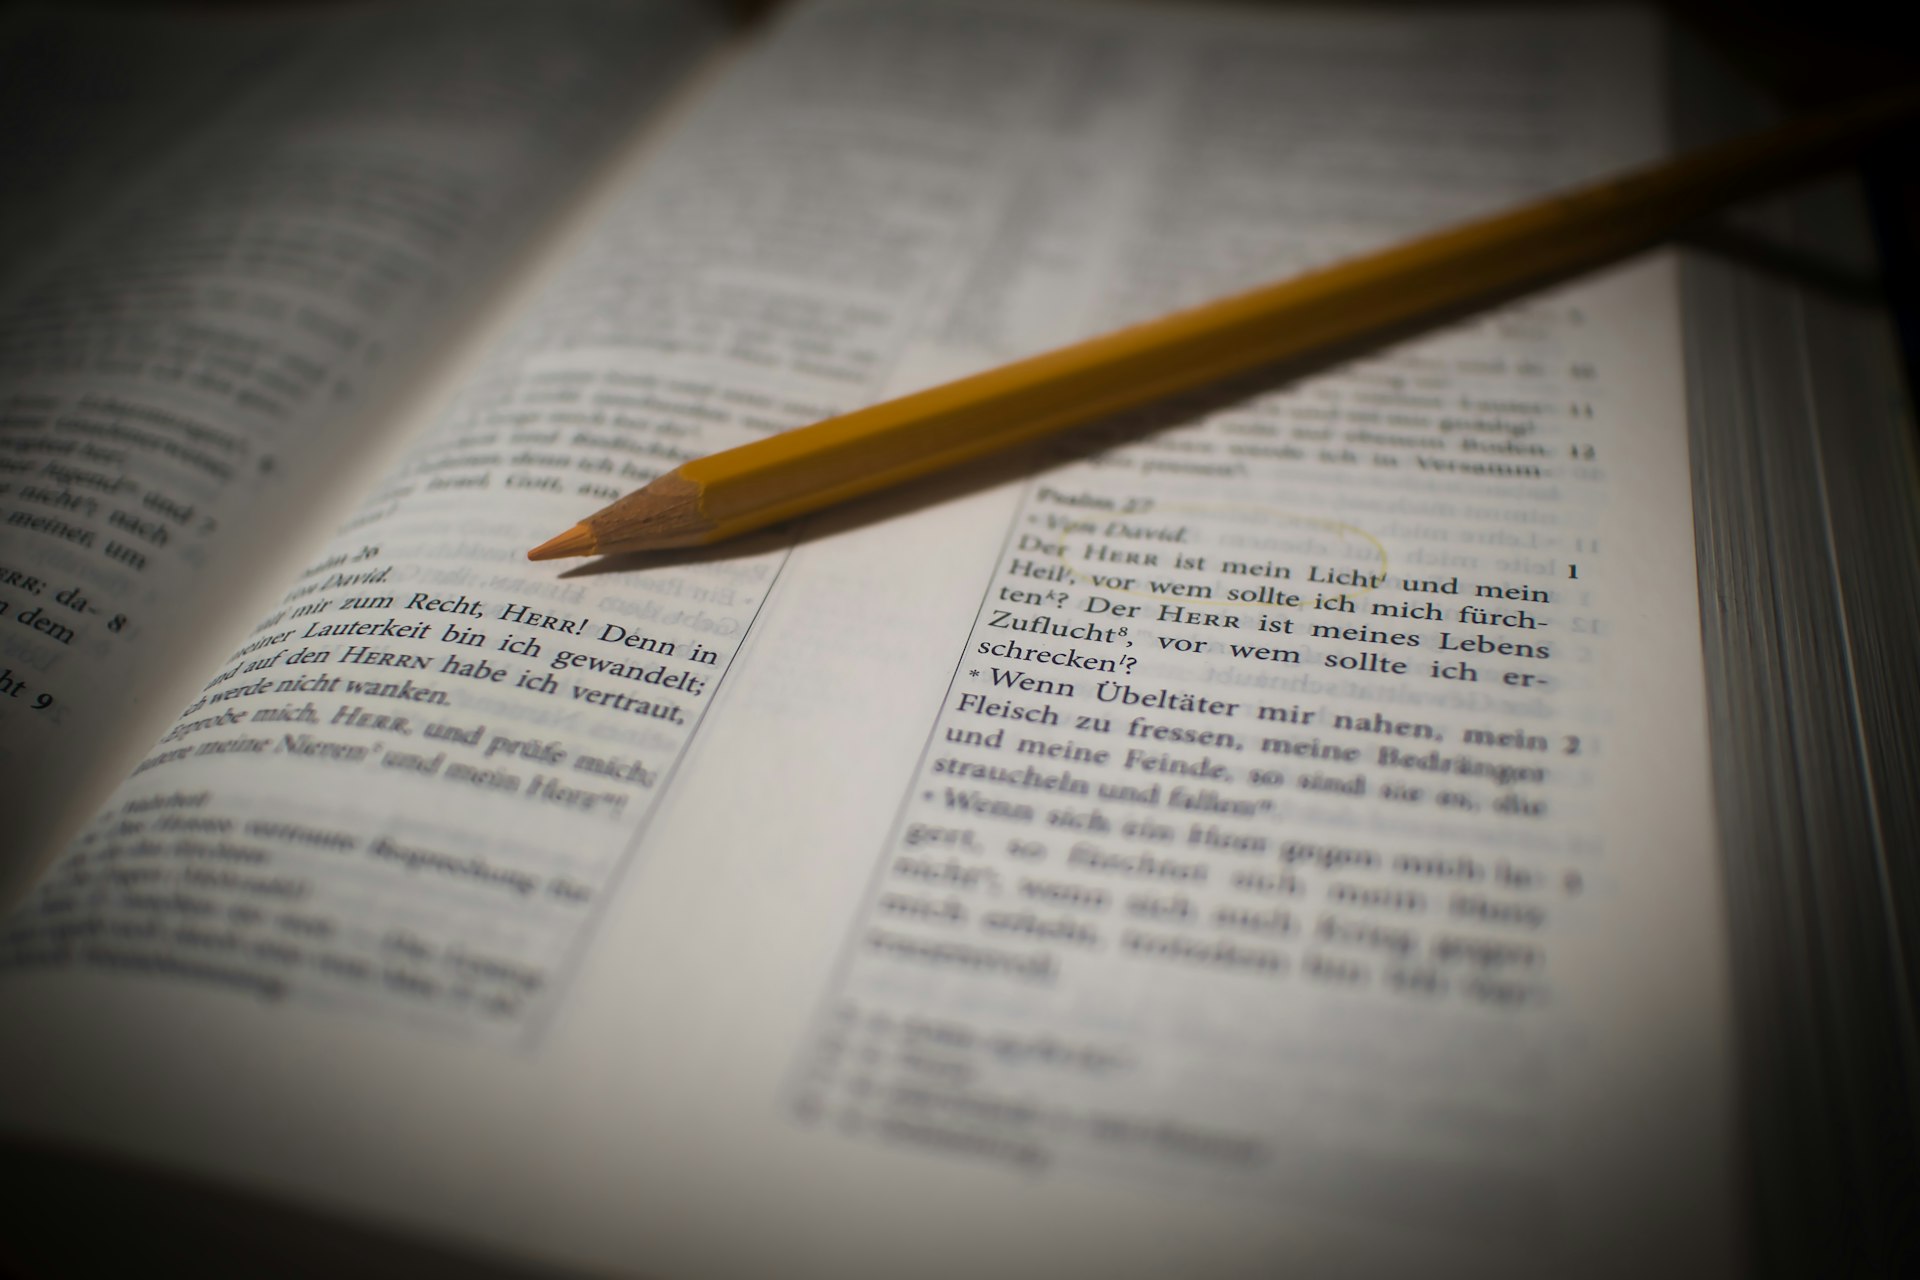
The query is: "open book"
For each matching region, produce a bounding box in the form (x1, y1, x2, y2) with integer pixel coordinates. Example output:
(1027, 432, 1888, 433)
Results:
(3, 1, 1915, 1275)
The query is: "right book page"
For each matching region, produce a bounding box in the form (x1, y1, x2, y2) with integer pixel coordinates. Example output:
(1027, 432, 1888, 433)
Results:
(762, 16, 1739, 1280)
(0, 2, 1740, 1277)
(734, 4, 1736, 1274)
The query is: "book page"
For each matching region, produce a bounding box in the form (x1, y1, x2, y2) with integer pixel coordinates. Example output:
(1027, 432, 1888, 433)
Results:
(0, 0, 722, 891)
(0, 3, 1735, 1277)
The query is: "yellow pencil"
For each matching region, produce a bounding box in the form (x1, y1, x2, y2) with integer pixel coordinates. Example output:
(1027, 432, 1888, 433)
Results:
(529, 85, 1919, 561)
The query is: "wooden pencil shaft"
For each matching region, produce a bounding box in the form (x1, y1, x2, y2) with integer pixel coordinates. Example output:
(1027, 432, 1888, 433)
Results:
(567, 85, 1919, 553)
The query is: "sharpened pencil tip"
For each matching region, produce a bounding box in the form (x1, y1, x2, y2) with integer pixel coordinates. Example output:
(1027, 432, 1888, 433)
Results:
(527, 523, 598, 561)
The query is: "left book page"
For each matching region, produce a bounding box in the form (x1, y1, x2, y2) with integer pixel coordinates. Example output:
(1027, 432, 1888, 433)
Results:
(0, 0, 724, 891)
